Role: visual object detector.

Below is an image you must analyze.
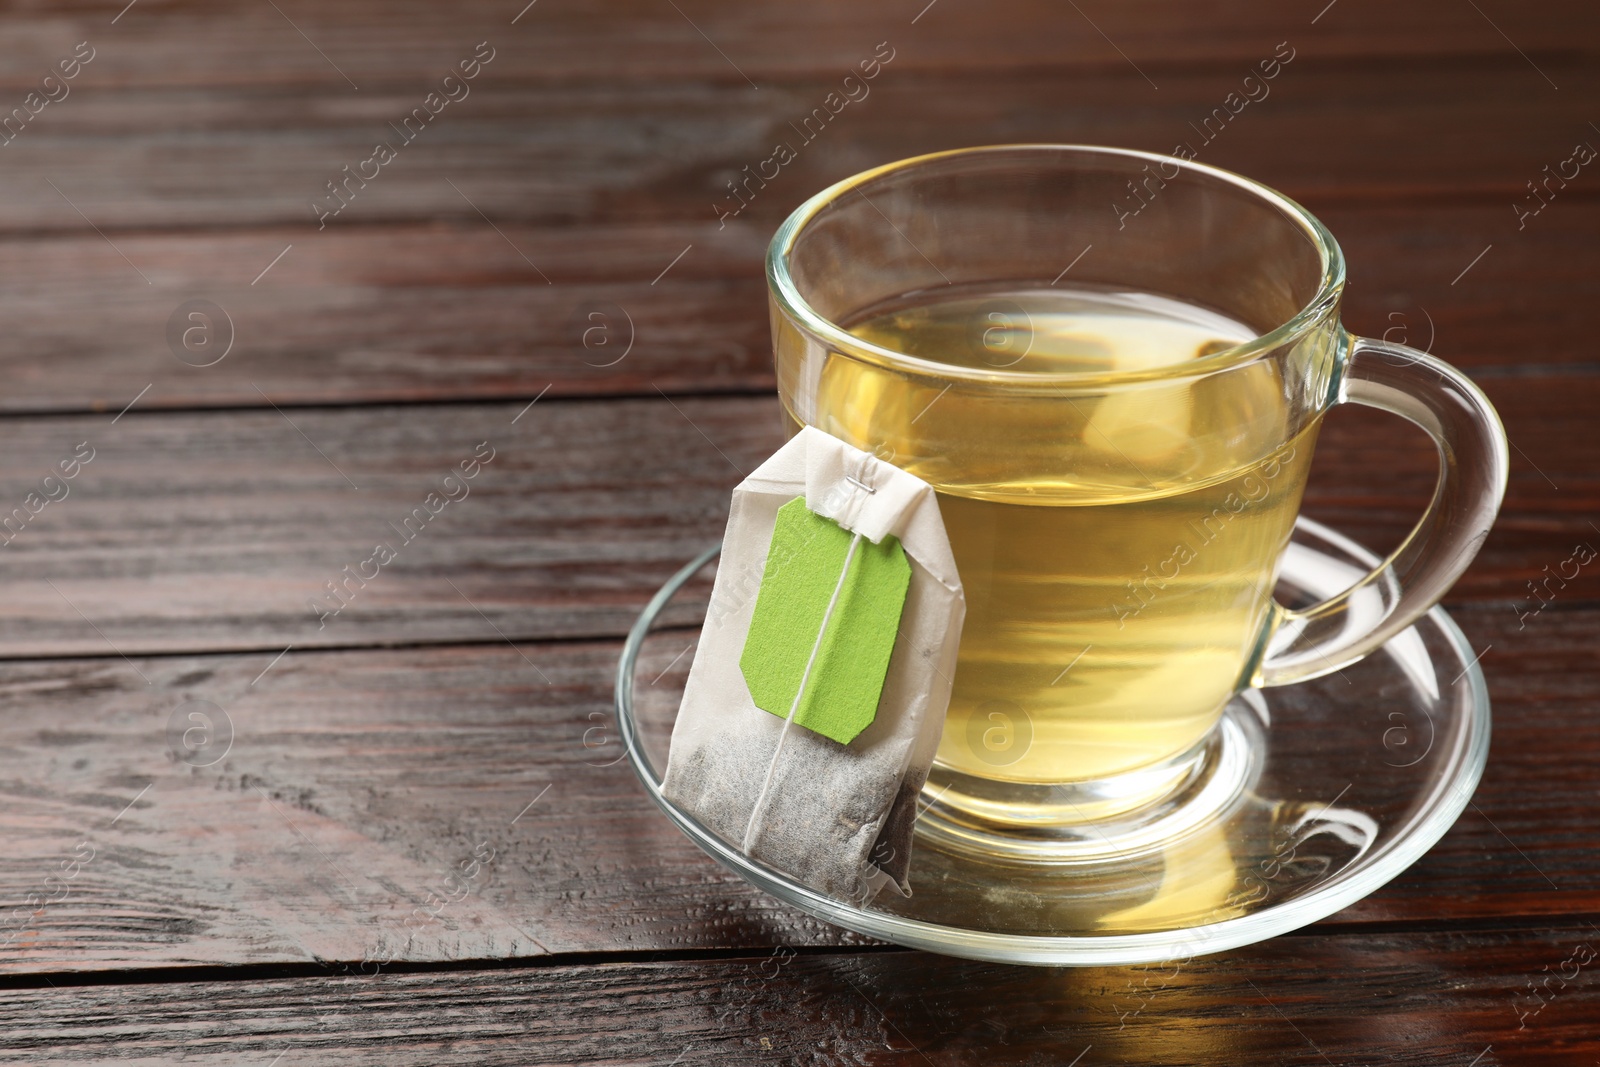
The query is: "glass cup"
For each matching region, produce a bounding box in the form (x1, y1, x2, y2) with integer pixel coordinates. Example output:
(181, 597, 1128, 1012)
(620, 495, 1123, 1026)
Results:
(766, 145, 1507, 856)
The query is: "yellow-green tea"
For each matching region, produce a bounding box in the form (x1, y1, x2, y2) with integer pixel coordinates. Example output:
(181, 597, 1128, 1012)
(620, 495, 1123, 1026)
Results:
(788, 286, 1319, 785)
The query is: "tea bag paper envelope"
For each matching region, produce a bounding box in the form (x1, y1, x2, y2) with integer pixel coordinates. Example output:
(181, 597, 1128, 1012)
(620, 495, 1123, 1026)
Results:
(663, 426, 965, 901)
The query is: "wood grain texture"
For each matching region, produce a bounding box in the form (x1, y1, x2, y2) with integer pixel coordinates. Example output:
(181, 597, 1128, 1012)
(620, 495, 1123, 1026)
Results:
(2, 927, 1598, 1064)
(0, 200, 1595, 414)
(2, 60, 1597, 236)
(0, 375, 1586, 657)
(0, 395, 773, 656)
(0, 222, 774, 414)
(0, 0, 1593, 92)
(0, 603, 1592, 973)
(0, 0, 1596, 1055)
(0, 641, 864, 972)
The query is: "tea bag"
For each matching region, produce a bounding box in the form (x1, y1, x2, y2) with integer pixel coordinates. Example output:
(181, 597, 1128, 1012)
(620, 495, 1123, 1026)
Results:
(663, 426, 965, 903)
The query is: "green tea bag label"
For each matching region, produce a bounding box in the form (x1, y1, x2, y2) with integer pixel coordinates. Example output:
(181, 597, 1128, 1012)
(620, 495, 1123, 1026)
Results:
(739, 497, 911, 745)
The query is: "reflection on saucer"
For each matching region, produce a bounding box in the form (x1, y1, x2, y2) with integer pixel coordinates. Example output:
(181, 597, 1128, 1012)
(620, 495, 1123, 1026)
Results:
(620, 517, 1491, 965)
(1095, 824, 1238, 933)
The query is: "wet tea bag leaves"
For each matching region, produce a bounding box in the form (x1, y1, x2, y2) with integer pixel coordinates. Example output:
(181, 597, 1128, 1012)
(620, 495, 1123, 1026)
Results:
(740, 498, 911, 746)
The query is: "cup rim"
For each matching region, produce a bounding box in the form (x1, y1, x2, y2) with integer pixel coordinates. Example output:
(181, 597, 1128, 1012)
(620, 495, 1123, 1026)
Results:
(766, 144, 1347, 389)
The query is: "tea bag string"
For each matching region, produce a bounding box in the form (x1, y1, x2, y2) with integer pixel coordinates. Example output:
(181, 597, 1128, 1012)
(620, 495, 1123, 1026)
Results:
(742, 529, 863, 853)
(742, 465, 876, 854)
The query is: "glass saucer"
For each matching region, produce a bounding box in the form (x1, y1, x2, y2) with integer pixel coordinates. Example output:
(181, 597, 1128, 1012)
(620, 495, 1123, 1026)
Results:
(614, 517, 1489, 966)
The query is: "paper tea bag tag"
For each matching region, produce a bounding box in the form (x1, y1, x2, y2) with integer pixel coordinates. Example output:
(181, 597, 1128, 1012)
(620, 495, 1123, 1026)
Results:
(739, 497, 911, 745)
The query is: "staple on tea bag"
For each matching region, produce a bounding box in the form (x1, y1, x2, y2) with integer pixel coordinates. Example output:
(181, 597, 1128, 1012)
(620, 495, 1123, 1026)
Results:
(662, 426, 964, 902)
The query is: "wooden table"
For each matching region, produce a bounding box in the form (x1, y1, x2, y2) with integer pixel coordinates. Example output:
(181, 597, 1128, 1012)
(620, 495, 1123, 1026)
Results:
(1, 0, 1595, 1062)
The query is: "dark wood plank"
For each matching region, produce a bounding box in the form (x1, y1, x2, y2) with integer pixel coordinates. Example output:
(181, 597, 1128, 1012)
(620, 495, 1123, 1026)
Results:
(0, 0, 1586, 1041)
(1323, 202, 1600, 381)
(0, 395, 776, 656)
(0, 371, 1583, 656)
(3, 927, 1598, 1063)
(3, 60, 1597, 236)
(0, 604, 1592, 972)
(3, 0, 1594, 93)
(0, 199, 1596, 414)
(0, 641, 864, 972)
(1350, 603, 1600, 923)
(0, 222, 774, 414)
(1303, 368, 1587, 602)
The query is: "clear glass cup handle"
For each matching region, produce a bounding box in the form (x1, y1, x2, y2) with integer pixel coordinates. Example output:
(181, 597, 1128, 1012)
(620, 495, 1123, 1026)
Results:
(1257, 335, 1509, 687)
